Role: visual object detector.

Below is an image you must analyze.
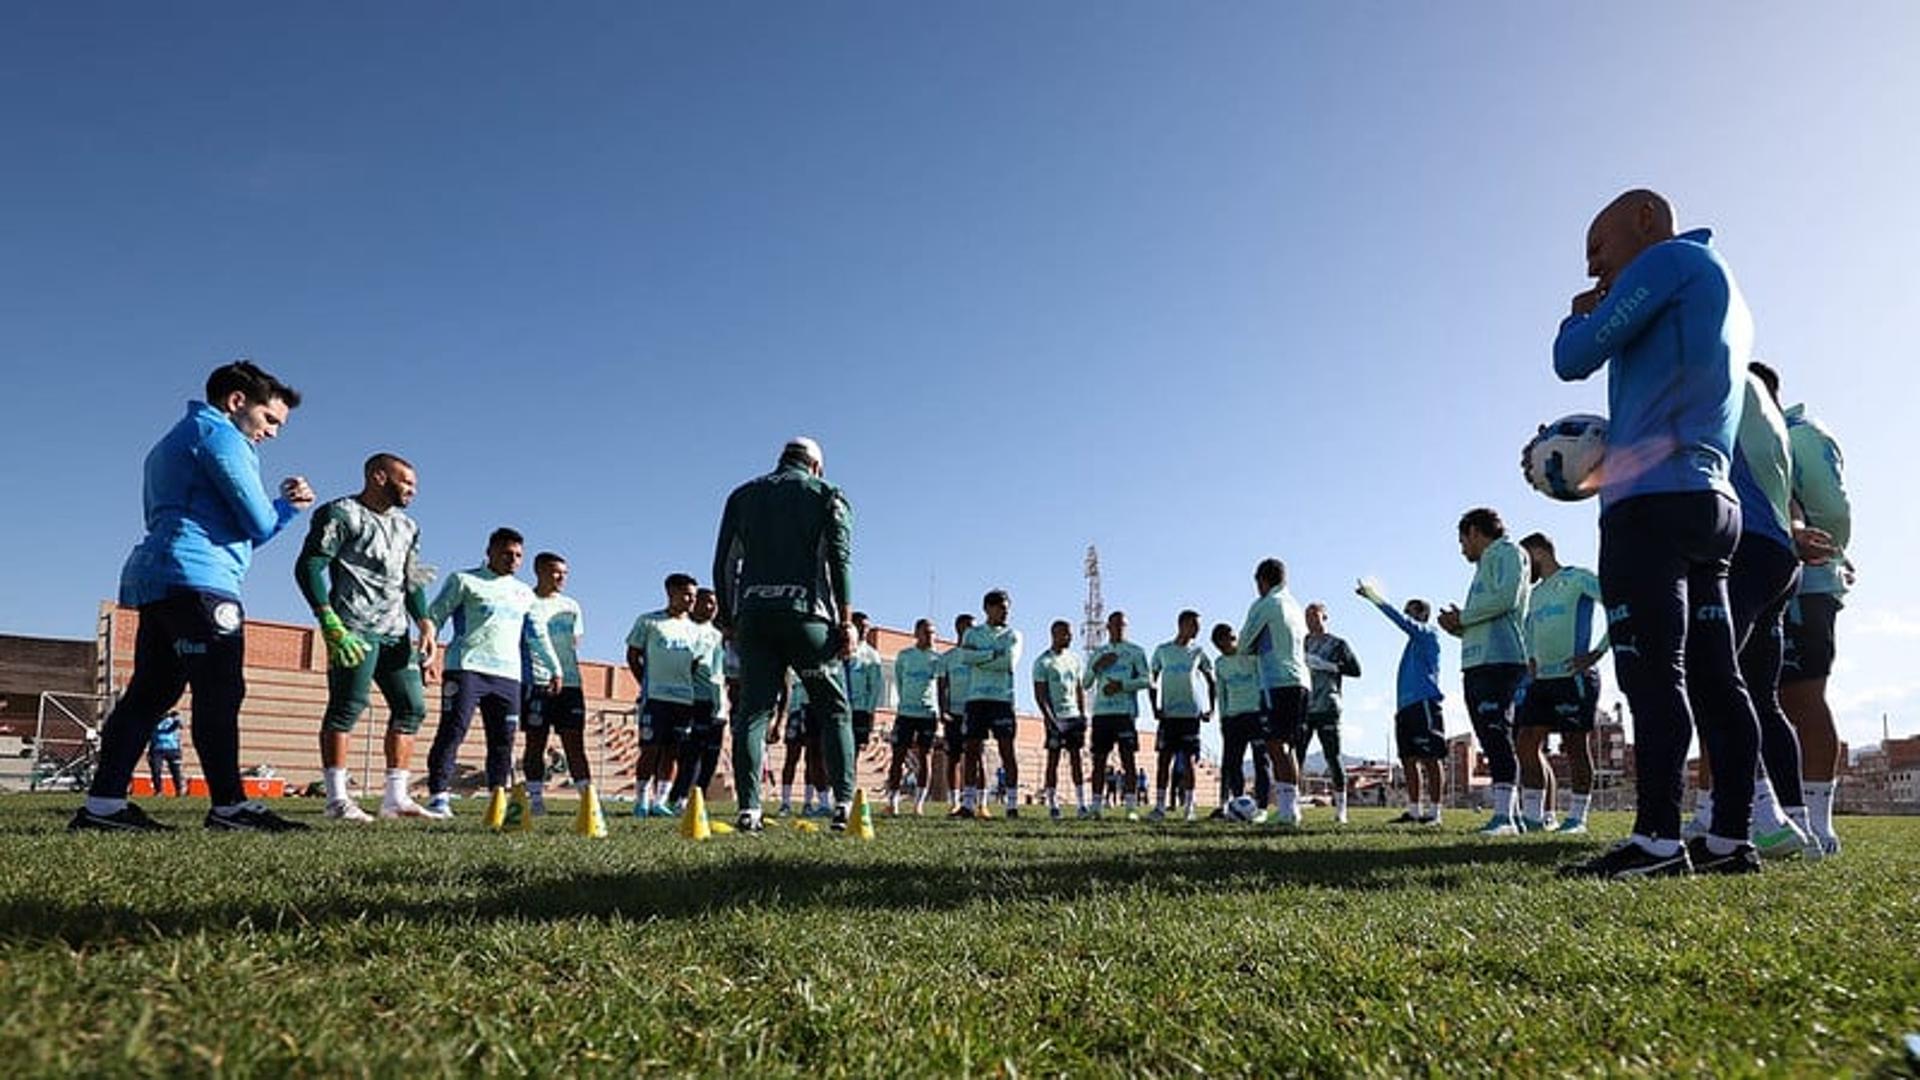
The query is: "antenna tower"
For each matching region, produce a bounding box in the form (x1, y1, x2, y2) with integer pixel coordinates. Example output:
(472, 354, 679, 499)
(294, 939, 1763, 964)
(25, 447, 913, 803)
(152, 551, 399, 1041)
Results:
(1082, 544, 1107, 650)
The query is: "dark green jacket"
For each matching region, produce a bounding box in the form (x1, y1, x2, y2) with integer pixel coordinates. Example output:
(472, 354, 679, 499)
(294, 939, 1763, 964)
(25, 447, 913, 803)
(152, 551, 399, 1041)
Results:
(712, 463, 853, 627)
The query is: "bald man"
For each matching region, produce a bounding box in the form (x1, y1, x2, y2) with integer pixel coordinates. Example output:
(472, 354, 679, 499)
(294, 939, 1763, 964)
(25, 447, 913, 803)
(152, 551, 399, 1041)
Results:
(1552, 190, 1762, 878)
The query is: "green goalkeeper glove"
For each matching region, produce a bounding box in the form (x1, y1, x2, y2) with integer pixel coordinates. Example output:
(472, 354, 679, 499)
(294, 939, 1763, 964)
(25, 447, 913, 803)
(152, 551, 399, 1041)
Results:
(318, 609, 369, 669)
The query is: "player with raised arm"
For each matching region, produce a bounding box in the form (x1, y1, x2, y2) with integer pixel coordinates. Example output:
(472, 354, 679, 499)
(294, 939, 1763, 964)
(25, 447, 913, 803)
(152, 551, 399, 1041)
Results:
(1436, 508, 1532, 836)
(1239, 558, 1310, 828)
(1516, 533, 1606, 834)
(1553, 190, 1763, 878)
(1033, 619, 1089, 819)
(957, 590, 1025, 818)
(938, 614, 975, 817)
(1210, 624, 1268, 812)
(1358, 580, 1448, 825)
(626, 574, 706, 819)
(885, 619, 942, 815)
(1150, 610, 1215, 822)
(1084, 611, 1152, 820)
(423, 527, 561, 819)
(520, 552, 592, 818)
(73, 361, 315, 833)
(711, 437, 858, 833)
(296, 453, 436, 823)
(1302, 602, 1362, 824)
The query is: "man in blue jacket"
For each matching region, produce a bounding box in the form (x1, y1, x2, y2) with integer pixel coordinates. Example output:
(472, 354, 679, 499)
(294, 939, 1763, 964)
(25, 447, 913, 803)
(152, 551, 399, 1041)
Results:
(73, 361, 314, 833)
(1552, 190, 1761, 877)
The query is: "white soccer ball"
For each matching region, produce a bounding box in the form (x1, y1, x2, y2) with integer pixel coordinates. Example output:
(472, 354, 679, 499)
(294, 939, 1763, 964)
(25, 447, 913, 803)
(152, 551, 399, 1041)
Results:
(1225, 795, 1259, 822)
(1522, 414, 1608, 502)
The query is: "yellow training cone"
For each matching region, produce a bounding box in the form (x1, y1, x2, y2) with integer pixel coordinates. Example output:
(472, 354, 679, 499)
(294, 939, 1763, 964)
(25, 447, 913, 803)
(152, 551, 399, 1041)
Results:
(484, 787, 509, 831)
(708, 820, 735, 836)
(792, 819, 820, 833)
(575, 782, 609, 839)
(850, 789, 876, 841)
(505, 782, 533, 833)
(679, 787, 713, 841)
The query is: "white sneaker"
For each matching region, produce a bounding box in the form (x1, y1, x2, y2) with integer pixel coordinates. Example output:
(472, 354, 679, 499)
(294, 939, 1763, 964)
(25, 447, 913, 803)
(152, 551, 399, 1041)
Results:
(379, 798, 433, 820)
(326, 799, 374, 823)
(421, 796, 455, 820)
(1184, 806, 1198, 823)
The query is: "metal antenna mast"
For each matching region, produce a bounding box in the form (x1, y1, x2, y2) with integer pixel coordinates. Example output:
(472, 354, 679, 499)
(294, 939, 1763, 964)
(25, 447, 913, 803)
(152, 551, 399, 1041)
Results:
(1082, 544, 1107, 650)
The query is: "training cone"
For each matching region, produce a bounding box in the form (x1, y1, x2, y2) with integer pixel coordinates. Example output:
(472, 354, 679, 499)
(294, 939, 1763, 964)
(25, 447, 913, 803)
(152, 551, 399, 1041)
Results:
(574, 783, 608, 839)
(708, 819, 735, 835)
(679, 788, 713, 841)
(792, 819, 820, 833)
(503, 782, 533, 833)
(851, 789, 876, 841)
(484, 787, 509, 831)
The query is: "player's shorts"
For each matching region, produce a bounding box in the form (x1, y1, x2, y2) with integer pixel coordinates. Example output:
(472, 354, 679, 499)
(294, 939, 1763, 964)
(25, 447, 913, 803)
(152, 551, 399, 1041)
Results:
(1302, 709, 1341, 736)
(783, 706, 817, 745)
(890, 713, 938, 751)
(1158, 716, 1203, 756)
(1090, 714, 1139, 757)
(639, 700, 697, 747)
(322, 635, 427, 735)
(943, 714, 967, 756)
(1519, 672, 1600, 733)
(1782, 592, 1842, 684)
(688, 700, 726, 752)
(1395, 699, 1448, 760)
(1045, 715, 1087, 752)
(523, 685, 586, 733)
(1262, 686, 1309, 747)
(1221, 712, 1264, 746)
(1462, 663, 1526, 735)
(851, 709, 875, 748)
(964, 699, 1017, 741)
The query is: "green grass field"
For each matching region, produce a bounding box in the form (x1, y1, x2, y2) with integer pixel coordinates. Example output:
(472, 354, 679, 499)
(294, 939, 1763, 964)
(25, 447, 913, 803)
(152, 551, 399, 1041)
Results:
(2, 795, 1917, 1077)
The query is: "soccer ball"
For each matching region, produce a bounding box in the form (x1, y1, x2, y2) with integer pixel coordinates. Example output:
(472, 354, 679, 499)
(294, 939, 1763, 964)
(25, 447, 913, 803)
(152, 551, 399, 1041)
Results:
(1522, 414, 1608, 501)
(1225, 795, 1259, 822)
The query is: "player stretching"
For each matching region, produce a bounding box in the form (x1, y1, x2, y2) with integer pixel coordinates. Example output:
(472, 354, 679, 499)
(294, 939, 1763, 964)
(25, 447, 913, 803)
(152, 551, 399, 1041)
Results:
(625, 574, 705, 818)
(847, 611, 886, 763)
(885, 619, 942, 815)
(666, 588, 728, 814)
(296, 453, 436, 822)
(1302, 603, 1362, 824)
(1778, 373, 1852, 856)
(1554, 190, 1763, 877)
(1149, 610, 1215, 822)
(1437, 508, 1532, 836)
(1209, 624, 1266, 810)
(424, 527, 561, 818)
(1358, 581, 1447, 824)
(1516, 533, 1606, 834)
(957, 590, 1025, 818)
(1032, 619, 1089, 819)
(1085, 611, 1151, 820)
(73, 361, 314, 833)
(523, 552, 592, 817)
(1239, 559, 1310, 827)
(938, 614, 975, 816)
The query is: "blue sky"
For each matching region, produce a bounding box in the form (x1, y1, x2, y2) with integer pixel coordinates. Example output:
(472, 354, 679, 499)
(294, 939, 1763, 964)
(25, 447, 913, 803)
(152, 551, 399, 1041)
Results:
(3, 2, 1915, 759)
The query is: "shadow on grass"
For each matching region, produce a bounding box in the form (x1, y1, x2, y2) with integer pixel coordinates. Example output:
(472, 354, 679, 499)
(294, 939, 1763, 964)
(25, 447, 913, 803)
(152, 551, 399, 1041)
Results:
(0, 834, 1582, 948)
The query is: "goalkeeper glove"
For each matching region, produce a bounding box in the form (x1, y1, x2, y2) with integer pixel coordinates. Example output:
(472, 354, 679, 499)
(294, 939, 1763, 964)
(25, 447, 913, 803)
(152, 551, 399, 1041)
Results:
(318, 609, 369, 669)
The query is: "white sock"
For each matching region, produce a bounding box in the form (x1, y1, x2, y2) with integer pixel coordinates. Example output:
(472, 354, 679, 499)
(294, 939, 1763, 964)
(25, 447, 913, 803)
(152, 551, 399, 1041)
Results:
(1185, 788, 1198, 811)
(1631, 833, 1682, 857)
(1005, 787, 1017, 809)
(1334, 790, 1348, 816)
(1691, 791, 1714, 826)
(1277, 783, 1298, 819)
(1569, 793, 1592, 820)
(655, 778, 673, 802)
(324, 767, 349, 803)
(915, 787, 929, 808)
(640, 785, 654, 810)
(384, 769, 409, 804)
(1704, 833, 1744, 855)
(1521, 787, 1544, 822)
(1786, 805, 1812, 834)
(1751, 777, 1788, 833)
(85, 796, 128, 816)
(1428, 802, 1442, 823)
(1491, 783, 1514, 820)
(1804, 780, 1836, 836)
(1076, 783, 1089, 809)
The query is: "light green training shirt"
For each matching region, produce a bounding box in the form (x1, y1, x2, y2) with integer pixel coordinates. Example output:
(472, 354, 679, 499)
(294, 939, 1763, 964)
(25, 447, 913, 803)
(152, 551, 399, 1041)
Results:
(1031, 647, 1085, 720)
(1151, 640, 1214, 718)
(1458, 536, 1531, 669)
(428, 567, 558, 681)
(1083, 640, 1151, 718)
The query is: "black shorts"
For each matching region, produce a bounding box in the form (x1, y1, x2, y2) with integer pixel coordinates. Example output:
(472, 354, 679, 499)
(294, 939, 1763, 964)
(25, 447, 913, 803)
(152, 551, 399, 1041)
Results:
(523, 685, 586, 733)
(1395, 699, 1447, 760)
(1262, 686, 1309, 746)
(891, 714, 938, 751)
(640, 700, 696, 747)
(942, 714, 967, 756)
(1520, 672, 1600, 733)
(783, 707, 816, 745)
(1462, 663, 1526, 736)
(964, 699, 1017, 741)
(1782, 592, 1842, 684)
(1222, 712, 1265, 746)
(1090, 714, 1138, 757)
(687, 700, 726, 751)
(1158, 716, 1202, 756)
(1045, 715, 1087, 752)
(851, 709, 875, 747)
